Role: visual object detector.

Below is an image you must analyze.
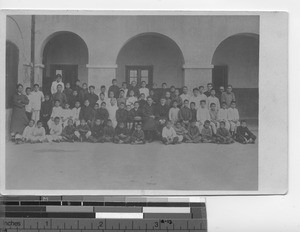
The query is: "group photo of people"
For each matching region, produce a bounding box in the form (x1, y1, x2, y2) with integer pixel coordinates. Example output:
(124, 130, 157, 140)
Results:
(9, 74, 257, 146)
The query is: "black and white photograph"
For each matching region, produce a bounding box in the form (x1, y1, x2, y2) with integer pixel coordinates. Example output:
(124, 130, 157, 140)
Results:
(1, 11, 287, 194)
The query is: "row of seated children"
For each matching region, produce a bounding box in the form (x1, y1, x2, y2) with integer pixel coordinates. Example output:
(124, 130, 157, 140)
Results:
(163, 119, 256, 145)
(16, 118, 146, 145)
(17, 115, 256, 145)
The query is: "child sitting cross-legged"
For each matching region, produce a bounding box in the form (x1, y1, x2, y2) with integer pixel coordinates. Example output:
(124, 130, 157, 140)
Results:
(215, 121, 234, 144)
(130, 123, 145, 145)
(89, 119, 104, 143)
(102, 119, 115, 142)
(47, 117, 63, 143)
(15, 119, 35, 144)
(201, 120, 215, 143)
(61, 119, 77, 142)
(113, 122, 131, 144)
(31, 120, 47, 143)
(185, 120, 202, 143)
(161, 120, 179, 145)
(235, 120, 257, 144)
(173, 121, 188, 143)
(75, 119, 91, 142)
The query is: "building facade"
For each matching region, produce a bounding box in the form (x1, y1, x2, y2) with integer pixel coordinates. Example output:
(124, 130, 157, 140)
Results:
(6, 15, 259, 125)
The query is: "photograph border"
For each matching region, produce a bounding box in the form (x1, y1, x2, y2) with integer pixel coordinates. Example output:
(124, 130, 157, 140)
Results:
(0, 10, 288, 196)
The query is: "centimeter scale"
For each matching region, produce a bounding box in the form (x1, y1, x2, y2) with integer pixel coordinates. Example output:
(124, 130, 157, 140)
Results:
(0, 196, 207, 232)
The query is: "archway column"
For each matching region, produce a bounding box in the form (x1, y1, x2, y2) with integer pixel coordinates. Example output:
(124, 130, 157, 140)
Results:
(87, 64, 117, 94)
(34, 64, 45, 87)
(183, 64, 214, 91)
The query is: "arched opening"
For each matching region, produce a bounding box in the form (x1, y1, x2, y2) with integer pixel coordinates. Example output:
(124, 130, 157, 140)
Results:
(6, 41, 19, 109)
(212, 33, 259, 119)
(42, 31, 89, 93)
(116, 33, 185, 88)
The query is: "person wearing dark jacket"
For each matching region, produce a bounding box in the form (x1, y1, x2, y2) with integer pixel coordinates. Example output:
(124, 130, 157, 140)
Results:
(113, 122, 131, 144)
(89, 119, 104, 143)
(79, 99, 94, 126)
(86, 85, 99, 108)
(40, 94, 52, 134)
(235, 120, 256, 144)
(108, 79, 120, 99)
(116, 102, 128, 125)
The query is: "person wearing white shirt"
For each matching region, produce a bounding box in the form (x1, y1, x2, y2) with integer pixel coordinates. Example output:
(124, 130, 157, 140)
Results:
(51, 74, 65, 95)
(71, 101, 81, 126)
(47, 117, 63, 142)
(47, 100, 64, 128)
(180, 86, 191, 106)
(190, 88, 202, 109)
(62, 103, 74, 127)
(139, 81, 149, 98)
(161, 121, 179, 145)
(196, 100, 211, 132)
(31, 84, 44, 123)
(25, 87, 33, 120)
(218, 102, 230, 130)
(227, 101, 240, 134)
(32, 120, 46, 143)
(126, 90, 138, 108)
(21, 119, 35, 142)
(198, 86, 208, 106)
(121, 82, 129, 97)
(207, 89, 220, 110)
(107, 98, 118, 128)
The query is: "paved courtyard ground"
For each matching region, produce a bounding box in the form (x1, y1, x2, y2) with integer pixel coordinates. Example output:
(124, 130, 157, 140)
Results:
(5, 128, 258, 191)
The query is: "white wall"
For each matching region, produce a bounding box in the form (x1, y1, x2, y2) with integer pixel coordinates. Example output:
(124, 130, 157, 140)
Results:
(116, 34, 184, 87)
(212, 35, 259, 88)
(43, 32, 89, 83)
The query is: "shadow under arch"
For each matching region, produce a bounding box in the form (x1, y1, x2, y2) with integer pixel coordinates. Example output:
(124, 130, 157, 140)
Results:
(116, 32, 185, 87)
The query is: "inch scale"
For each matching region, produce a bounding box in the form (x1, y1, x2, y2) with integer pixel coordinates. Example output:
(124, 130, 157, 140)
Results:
(1, 218, 207, 231)
(0, 196, 207, 232)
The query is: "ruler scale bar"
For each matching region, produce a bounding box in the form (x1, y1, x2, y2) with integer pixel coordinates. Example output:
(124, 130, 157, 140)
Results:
(1, 196, 207, 232)
(1, 218, 207, 230)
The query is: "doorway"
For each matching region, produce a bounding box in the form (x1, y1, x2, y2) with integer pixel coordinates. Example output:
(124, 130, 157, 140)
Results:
(212, 65, 228, 90)
(50, 64, 78, 87)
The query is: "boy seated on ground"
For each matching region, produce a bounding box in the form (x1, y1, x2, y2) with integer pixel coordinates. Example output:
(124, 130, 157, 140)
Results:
(89, 118, 104, 143)
(235, 120, 257, 144)
(185, 120, 202, 143)
(61, 119, 77, 142)
(201, 120, 215, 143)
(161, 120, 179, 145)
(130, 123, 145, 144)
(16, 119, 35, 144)
(47, 117, 63, 143)
(113, 122, 131, 144)
(173, 121, 188, 143)
(178, 99, 192, 129)
(228, 101, 240, 135)
(75, 119, 91, 142)
(102, 119, 115, 142)
(215, 121, 234, 144)
(32, 120, 46, 143)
